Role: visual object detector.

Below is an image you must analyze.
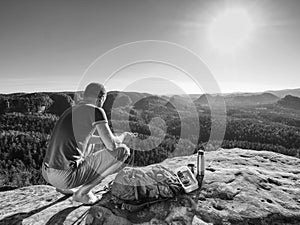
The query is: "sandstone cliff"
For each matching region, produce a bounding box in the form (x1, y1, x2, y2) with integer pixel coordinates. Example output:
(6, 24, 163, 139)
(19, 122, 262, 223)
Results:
(0, 148, 300, 225)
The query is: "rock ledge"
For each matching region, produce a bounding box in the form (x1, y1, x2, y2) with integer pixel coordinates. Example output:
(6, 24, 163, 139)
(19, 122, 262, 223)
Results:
(0, 148, 299, 225)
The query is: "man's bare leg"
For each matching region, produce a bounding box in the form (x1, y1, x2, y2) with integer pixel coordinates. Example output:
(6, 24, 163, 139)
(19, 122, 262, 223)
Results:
(72, 160, 124, 204)
(73, 145, 130, 204)
(56, 186, 82, 196)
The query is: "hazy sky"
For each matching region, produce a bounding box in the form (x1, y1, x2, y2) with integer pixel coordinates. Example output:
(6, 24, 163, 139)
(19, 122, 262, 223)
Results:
(0, 0, 299, 94)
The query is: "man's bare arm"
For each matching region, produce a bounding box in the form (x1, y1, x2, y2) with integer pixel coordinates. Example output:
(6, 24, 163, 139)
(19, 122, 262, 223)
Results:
(88, 135, 103, 144)
(95, 123, 135, 151)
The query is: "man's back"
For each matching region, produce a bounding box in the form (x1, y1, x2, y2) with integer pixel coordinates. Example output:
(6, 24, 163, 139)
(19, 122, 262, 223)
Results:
(44, 103, 107, 170)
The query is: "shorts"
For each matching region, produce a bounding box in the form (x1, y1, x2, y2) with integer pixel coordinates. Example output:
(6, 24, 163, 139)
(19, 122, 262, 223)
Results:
(42, 145, 129, 189)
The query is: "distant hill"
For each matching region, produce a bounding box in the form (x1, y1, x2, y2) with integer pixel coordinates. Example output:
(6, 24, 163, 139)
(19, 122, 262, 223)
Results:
(194, 93, 279, 106)
(103, 91, 129, 113)
(265, 88, 300, 98)
(168, 95, 195, 109)
(188, 94, 201, 100)
(194, 94, 213, 105)
(103, 91, 151, 111)
(1, 87, 299, 107)
(122, 91, 151, 104)
(218, 88, 300, 98)
(277, 95, 300, 110)
(228, 93, 279, 106)
(193, 94, 225, 106)
(133, 95, 170, 110)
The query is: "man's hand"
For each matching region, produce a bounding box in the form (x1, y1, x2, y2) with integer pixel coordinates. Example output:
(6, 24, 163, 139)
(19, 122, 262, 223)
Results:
(123, 132, 138, 146)
(124, 132, 138, 138)
(116, 132, 137, 144)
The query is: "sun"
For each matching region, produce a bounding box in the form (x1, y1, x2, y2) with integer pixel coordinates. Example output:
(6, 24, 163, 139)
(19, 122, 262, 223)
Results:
(209, 8, 254, 53)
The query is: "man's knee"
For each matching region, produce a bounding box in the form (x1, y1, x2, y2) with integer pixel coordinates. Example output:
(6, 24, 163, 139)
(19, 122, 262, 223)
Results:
(114, 144, 130, 161)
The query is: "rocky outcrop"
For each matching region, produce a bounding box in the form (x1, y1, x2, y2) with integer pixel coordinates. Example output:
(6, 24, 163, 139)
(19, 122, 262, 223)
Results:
(0, 148, 300, 225)
(229, 93, 279, 106)
(277, 95, 300, 110)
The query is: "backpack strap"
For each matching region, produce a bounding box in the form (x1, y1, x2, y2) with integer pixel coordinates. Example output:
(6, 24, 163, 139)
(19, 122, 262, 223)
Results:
(120, 198, 170, 212)
(134, 184, 139, 201)
(94, 180, 114, 195)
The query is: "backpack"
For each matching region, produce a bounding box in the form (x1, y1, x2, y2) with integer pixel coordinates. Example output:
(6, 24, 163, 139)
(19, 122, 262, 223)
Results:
(110, 165, 184, 212)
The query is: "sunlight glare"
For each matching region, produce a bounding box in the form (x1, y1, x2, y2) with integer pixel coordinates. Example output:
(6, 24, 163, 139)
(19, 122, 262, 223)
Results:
(209, 8, 254, 53)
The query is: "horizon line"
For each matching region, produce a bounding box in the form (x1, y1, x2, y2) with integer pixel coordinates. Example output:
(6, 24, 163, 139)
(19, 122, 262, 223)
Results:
(0, 87, 299, 96)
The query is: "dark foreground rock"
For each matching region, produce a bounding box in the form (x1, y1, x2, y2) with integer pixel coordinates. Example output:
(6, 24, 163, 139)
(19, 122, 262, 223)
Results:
(0, 148, 300, 225)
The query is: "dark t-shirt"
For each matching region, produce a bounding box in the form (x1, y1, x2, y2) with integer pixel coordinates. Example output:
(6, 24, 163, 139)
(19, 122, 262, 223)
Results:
(44, 103, 108, 170)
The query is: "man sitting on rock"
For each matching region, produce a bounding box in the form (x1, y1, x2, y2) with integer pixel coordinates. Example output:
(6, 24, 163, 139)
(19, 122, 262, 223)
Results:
(42, 82, 133, 204)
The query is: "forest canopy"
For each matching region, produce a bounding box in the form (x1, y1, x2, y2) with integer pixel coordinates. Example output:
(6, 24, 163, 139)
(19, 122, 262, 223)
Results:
(0, 91, 299, 188)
